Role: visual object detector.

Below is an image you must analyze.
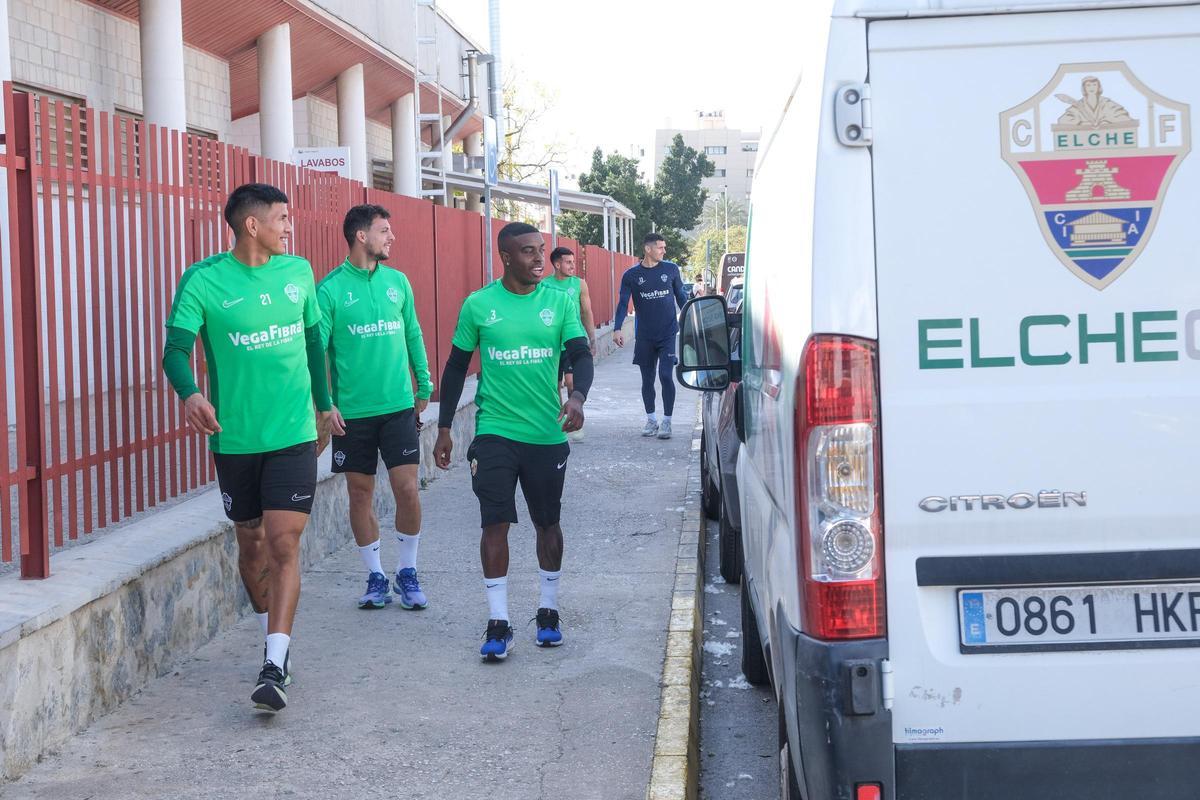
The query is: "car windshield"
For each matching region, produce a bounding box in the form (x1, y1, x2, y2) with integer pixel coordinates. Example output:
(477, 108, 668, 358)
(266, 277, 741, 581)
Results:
(726, 283, 743, 308)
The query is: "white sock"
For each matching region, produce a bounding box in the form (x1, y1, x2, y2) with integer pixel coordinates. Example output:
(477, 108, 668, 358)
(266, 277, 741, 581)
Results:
(396, 531, 420, 572)
(539, 569, 562, 610)
(647, 413, 658, 424)
(484, 575, 508, 621)
(265, 632, 290, 668)
(255, 612, 269, 637)
(358, 539, 383, 575)
(663, 416, 672, 424)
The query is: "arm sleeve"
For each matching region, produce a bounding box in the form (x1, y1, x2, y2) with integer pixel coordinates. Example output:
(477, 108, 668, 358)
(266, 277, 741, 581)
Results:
(673, 267, 689, 308)
(162, 326, 200, 401)
(613, 271, 633, 331)
(305, 324, 332, 412)
(437, 345, 473, 429)
(401, 279, 434, 399)
(316, 283, 334, 350)
(450, 297, 479, 352)
(564, 337, 594, 399)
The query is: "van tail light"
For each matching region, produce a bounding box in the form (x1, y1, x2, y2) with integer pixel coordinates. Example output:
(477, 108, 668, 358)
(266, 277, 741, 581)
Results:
(797, 335, 885, 639)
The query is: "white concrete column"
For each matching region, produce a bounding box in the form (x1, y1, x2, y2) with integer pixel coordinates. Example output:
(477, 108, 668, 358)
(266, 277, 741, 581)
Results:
(391, 93, 417, 197)
(336, 63, 368, 183)
(257, 23, 295, 162)
(138, 0, 187, 131)
(464, 131, 483, 212)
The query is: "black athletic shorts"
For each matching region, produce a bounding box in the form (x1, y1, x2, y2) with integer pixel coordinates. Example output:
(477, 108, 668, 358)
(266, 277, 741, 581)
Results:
(466, 434, 570, 528)
(213, 441, 317, 522)
(331, 408, 420, 474)
(633, 335, 677, 368)
(558, 350, 574, 378)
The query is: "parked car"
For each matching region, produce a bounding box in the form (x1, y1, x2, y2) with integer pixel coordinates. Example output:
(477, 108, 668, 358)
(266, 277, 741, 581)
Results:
(677, 2, 1200, 799)
(724, 277, 744, 311)
(699, 301, 743, 583)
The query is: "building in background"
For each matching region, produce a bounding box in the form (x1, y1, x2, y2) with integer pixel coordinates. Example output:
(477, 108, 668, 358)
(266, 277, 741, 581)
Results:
(1, 0, 486, 198)
(652, 110, 760, 212)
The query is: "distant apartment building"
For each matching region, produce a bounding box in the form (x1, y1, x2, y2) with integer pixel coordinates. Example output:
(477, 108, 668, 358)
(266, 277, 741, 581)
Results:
(652, 111, 760, 207)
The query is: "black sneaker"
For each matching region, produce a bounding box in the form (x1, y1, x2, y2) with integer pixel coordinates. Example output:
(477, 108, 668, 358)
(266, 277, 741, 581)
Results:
(480, 619, 514, 661)
(262, 645, 293, 686)
(251, 661, 288, 712)
(535, 607, 563, 647)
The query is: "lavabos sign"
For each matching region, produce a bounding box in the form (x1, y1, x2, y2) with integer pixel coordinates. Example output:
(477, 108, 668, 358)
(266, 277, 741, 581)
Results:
(293, 147, 352, 179)
(1000, 62, 1191, 290)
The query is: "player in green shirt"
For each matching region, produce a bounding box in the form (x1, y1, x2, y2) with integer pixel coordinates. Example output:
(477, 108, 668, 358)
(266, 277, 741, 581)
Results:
(318, 204, 433, 612)
(433, 222, 594, 661)
(545, 246, 597, 442)
(161, 183, 342, 713)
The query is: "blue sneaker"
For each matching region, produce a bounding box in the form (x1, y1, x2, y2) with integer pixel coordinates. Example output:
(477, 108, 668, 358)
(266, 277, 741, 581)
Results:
(394, 567, 428, 609)
(480, 619, 514, 662)
(357, 572, 392, 609)
(535, 607, 563, 647)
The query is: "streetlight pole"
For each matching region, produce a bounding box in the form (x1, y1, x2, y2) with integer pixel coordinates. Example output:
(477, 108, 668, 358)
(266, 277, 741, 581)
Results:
(722, 185, 729, 253)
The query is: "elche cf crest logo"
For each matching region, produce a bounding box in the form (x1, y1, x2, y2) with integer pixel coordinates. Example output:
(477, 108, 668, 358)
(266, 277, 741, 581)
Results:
(284, 283, 300, 303)
(334, 451, 346, 467)
(221, 492, 232, 511)
(1001, 62, 1190, 290)
(539, 308, 555, 326)
(387, 287, 399, 304)
(660, 274, 668, 283)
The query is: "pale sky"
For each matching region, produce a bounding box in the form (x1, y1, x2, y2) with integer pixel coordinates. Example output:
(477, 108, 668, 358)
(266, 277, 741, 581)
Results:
(437, 0, 808, 189)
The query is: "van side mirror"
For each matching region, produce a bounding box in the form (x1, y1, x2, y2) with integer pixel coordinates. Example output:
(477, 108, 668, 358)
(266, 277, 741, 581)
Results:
(675, 296, 733, 392)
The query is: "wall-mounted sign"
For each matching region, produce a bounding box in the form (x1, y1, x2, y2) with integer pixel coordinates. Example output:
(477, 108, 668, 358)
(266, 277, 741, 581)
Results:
(293, 147, 352, 179)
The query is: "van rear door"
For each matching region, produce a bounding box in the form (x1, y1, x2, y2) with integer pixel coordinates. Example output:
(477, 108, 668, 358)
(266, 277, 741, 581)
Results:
(869, 3, 1200, 752)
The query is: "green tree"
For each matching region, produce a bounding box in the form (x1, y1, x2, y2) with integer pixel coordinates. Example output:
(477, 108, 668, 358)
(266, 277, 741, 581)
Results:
(653, 134, 715, 232)
(559, 148, 654, 246)
(688, 225, 748, 279)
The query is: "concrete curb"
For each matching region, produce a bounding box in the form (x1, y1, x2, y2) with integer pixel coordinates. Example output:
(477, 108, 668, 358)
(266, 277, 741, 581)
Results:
(646, 404, 705, 800)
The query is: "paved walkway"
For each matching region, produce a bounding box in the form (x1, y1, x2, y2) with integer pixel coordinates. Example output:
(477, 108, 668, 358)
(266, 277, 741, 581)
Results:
(5, 353, 699, 800)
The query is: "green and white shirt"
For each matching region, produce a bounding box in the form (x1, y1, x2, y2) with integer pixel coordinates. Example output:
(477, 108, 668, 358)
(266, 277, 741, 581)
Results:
(451, 280, 587, 445)
(544, 274, 582, 310)
(317, 261, 432, 419)
(166, 252, 321, 454)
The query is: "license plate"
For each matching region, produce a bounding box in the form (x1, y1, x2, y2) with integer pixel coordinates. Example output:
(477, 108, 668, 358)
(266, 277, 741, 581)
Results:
(958, 583, 1200, 653)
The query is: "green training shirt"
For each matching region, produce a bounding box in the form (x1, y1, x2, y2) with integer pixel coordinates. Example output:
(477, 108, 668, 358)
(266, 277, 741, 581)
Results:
(317, 260, 433, 419)
(451, 279, 587, 445)
(166, 251, 322, 454)
(544, 274, 582, 309)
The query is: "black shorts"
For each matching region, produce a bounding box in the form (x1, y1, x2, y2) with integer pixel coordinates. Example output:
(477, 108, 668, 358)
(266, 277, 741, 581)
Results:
(558, 351, 574, 378)
(331, 408, 420, 474)
(213, 441, 317, 522)
(467, 434, 570, 528)
(633, 336, 677, 368)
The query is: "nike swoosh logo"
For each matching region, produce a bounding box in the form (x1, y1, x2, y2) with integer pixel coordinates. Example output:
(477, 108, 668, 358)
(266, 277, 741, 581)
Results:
(344, 298, 359, 307)
(222, 298, 244, 308)
(546, 577, 560, 582)
(291, 493, 312, 502)
(485, 583, 501, 589)
(402, 448, 418, 456)
(556, 461, 567, 469)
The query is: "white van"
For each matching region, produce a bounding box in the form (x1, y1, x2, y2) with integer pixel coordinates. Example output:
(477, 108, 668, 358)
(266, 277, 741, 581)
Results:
(676, 2, 1200, 798)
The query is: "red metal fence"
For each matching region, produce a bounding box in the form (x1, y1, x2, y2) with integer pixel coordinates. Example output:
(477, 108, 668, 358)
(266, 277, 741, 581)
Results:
(0, 84, 630, 577)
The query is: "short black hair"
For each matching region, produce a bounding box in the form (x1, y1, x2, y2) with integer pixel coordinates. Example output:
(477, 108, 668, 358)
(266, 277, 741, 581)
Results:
(643, 232, 665, 246)
(343, 204, 391, 248)
(497, 222, 541, 253)
(549, 246, 574, 265)
(224, 183, 288, 238)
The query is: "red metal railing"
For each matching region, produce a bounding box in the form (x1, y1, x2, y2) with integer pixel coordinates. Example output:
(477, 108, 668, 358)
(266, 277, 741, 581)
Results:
(0, 83, 631, 577)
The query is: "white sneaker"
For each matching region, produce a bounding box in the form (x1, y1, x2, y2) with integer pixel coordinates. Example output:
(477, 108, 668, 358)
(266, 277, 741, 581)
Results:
(656, 420, 673, 439)
(641, 419, 659, 437)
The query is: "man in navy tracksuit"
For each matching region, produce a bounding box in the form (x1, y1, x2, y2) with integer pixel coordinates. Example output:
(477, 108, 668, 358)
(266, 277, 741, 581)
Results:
(613, 232, 689, 439)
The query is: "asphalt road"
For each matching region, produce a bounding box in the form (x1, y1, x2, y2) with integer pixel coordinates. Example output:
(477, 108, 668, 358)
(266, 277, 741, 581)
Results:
(698, 515, 776, 799)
